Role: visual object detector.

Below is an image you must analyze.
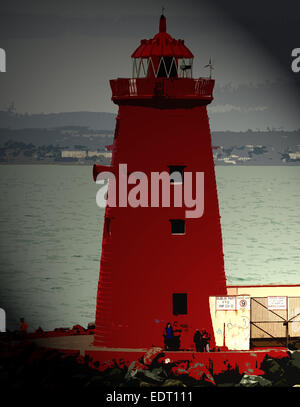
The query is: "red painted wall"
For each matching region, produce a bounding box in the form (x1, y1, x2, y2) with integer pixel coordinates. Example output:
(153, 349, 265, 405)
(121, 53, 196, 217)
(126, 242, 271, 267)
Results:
(94, 102, 227, 350)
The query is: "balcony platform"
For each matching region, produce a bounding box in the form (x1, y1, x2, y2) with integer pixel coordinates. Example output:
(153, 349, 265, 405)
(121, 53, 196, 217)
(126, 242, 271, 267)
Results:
(110, 77, 214, 107)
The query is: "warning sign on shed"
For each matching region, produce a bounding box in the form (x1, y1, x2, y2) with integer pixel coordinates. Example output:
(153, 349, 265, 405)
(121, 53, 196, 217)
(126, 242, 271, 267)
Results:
(267, 296, 287, 310)
(237, 296, 250, 310)
(216, 296, 236, 310)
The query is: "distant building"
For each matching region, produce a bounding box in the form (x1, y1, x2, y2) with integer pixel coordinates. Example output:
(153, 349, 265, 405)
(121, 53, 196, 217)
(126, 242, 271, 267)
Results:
(61, 150, 112, 159)
(238, 157, 251, 161)
(61, 150, 87, 159)
(288, 152, 300, 160)
(87, 151, 112, 158)
(223, 157, 236, 164)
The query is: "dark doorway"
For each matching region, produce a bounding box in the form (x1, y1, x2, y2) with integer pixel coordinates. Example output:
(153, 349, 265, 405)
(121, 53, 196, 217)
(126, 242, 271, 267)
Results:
(173, 293, 187, 315)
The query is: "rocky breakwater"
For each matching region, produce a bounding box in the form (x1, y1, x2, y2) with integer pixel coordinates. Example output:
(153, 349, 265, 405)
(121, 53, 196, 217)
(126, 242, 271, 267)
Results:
(1, 333, 300, 389)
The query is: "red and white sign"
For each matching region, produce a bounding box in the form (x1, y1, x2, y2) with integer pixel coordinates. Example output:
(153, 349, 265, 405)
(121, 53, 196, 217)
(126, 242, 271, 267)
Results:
(267, 296, 287, 310)
(237, 296, 250, 310)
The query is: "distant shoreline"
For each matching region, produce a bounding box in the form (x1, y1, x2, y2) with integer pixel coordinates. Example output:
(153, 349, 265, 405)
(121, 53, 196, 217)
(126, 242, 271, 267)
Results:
(0, 161, 299, 166)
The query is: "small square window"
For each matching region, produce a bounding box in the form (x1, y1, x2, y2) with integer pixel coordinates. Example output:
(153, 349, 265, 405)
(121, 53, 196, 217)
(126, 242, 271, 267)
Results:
(170, 219, 185, 235)
(168, 165, 186, 184)
(173, 293, 187, 315)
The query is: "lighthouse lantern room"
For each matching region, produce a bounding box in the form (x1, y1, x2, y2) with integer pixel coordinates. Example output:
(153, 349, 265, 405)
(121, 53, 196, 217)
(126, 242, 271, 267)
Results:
(131, 14, 194, 79)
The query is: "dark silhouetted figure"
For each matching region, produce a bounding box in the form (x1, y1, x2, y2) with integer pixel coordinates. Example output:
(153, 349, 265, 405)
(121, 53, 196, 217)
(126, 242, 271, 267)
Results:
(163, 322, 173, 350)
(19, 317, 28, 340)
(163, 322, 180, 350)
(193, 329, 202, 352)
(165, 322, 173, 339)
(202, 329, 211, 352)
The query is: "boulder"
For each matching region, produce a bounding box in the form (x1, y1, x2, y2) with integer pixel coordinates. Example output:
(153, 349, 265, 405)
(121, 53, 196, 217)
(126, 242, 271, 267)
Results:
(214, 364, 244, 386)
(272, 378, 289, 387)
(236, 375, 272, 387)
(70, 373, 88, 386)
(138, 366, 167, 384)
(187, 362, 215, 386)
(124, 360, 149, 384)
(84, 375, 107, 388)
(217, 383, 237, 387)
(288, 342, 298, 351)
(143, 347, 164, 367)
(76, 355, 85, 365)
(290, 351, 300, 370)
(87, 322, 95, 330)
(162, 379, 187, 387)
(260, 357, 285, 382)
(170, 361, 215, 386)
(139, 381, 156, 387)
(106, 367, 125, 383)
(170, 365, 189, 377)
(116, 358, 127, 370)
(170, 360, 189, 375)
(283, 351, 300, 385)
(98, 360, 116, 372)
(71, 324, 86, 334)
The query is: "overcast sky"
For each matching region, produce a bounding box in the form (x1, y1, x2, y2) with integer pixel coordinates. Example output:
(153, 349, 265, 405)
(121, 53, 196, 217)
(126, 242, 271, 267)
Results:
(0, 0, 299, 129)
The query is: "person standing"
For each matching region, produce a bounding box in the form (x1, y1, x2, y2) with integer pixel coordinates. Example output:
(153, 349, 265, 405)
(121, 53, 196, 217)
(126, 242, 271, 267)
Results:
(165, 322, 173, 338)
(163, 322, 174, 350)
(202, 330, 211, 352)
(19, 317, 28, 340)
(193, 329, 202, 352)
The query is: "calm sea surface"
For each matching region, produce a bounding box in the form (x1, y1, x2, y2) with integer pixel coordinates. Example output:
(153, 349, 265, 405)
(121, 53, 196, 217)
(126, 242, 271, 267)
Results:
(0, 165, 299, 331)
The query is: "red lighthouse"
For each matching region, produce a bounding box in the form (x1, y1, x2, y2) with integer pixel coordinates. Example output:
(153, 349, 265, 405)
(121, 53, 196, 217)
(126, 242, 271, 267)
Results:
(93, 14, 227, 350)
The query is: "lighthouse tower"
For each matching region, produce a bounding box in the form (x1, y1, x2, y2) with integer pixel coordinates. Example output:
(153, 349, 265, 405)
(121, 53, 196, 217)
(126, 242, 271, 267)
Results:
(93, 14, 227, 350)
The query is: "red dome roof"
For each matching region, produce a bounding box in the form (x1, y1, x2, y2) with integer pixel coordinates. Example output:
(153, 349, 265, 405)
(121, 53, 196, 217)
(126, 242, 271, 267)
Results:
(131, 15, 194, 59)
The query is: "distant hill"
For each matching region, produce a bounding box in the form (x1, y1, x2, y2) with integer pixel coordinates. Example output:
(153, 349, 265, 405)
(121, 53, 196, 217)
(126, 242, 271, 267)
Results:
(0, 110, 116, 131)
(211, 130, 300, 150)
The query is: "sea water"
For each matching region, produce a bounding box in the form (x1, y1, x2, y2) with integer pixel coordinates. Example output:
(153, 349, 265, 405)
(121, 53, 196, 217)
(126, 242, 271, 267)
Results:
(0, 165, 299, 330)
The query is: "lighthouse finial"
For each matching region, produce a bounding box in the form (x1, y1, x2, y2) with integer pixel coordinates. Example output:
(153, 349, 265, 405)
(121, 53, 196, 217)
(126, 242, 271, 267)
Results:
(159, 8, 166, 33)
